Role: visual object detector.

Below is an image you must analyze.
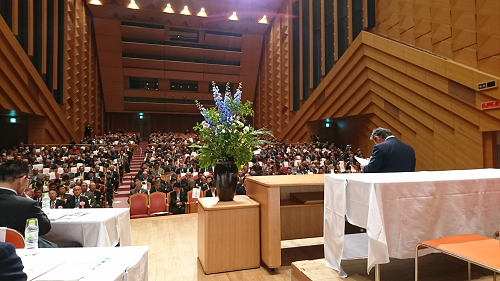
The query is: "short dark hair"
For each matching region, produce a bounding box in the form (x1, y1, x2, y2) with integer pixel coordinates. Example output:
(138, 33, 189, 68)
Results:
(369, 127, 392, 140)
(173, 182, 181, 188)
(0, 161, 29, 183)
(62, 175, 70, 181)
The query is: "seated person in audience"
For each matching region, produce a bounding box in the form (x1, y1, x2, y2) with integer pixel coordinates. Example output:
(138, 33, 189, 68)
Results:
(42, 173, 52, 185)
(197, 175, 209, 191)
(61, 175, 72, 190)
(150, 180, 165, 193)
(68, 185, 90, 209)
(93, 164, 105, 178)
(48, 190, 65, 209)
(32, 187, 43, 207)
(236, 177, 246, 195)
(47, 182, 57, 192)
(0, 241, 28, 281)
(169, 183, 187, 215)
(56, 184, 71, 207)
(0, 161, 57, 248)
(31, 167, 44, 182)
(165, 178, 176, 193)
(104, 172, 114, 208)
(89, 182, 102, 208)
(81, 182, 96, 208)
(205, 182, 217, 197)
(150, 162, 164, 177)
(166, 173, 177, 191)
(107, 165, 119, 193)
(180, 172, 192, 189)
(61, 167, 74, 179)
(185, 178, 197, 192)
(75, 165, 86, 179)
(128, 180, 148, 203)
(84, 170, 97, 182)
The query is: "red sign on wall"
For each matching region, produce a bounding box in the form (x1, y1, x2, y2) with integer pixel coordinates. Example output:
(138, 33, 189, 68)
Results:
(481, 100, 500, 110)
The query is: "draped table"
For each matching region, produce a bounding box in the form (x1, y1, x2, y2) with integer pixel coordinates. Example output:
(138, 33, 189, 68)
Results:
(324, 169, 500, 278)
(18, 246, 148, 281)
(42, 208, 131, 247)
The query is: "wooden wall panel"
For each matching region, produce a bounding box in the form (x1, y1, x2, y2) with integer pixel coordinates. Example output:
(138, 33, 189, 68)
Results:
(273, 31, 500, 171)
(0, 0, 103, 144)
(372, 0, 500, 79)
(255, 3, 291, 137)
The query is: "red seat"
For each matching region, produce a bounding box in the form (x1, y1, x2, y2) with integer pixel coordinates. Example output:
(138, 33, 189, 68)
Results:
(4, 228, 25, 249)
(129, 193, 149, 219)
(149, 192, 168, 216)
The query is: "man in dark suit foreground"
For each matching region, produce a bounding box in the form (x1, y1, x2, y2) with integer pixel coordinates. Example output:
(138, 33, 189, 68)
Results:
(0, 241, 27, 281)
(0, 161, 56, 248)
(362, 127, 416, 173)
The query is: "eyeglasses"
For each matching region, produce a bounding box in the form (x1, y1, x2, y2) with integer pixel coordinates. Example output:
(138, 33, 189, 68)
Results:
(18, 175, 31, 180)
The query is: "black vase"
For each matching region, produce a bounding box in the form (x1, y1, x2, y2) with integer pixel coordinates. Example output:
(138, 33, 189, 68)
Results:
(214, 161, 238, 201)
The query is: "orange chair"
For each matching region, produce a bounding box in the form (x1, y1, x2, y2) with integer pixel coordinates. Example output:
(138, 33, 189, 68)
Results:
(186, 189, 201, 213)
(149, 192, 168, 216)
(415, 234, 500, 281)
(4, 228, 25, 249)
(166, 191, 173, 214)
(129, 193, 149, 219)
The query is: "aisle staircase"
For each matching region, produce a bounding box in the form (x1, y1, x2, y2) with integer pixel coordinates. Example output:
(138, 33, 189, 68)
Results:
(112, 140, 149, 208)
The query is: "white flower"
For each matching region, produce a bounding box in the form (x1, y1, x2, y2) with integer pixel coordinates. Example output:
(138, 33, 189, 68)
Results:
(243, 126, 249, 133)
(222, 129, 226, 133)
(236, 121, 244, 128)
(202, 121, 209, 128)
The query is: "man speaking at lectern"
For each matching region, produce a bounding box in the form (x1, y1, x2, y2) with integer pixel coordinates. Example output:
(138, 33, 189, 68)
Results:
(362, 127, 416, 173)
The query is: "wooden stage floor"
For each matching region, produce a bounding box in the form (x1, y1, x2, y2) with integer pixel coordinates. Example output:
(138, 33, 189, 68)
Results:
(130, 214, 496, 281)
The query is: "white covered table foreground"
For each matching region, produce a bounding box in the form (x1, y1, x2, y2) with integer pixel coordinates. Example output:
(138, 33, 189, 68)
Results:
(324, 169, 500, 276)
(42, 208, 131, 247)
(18, 246, 148, 281)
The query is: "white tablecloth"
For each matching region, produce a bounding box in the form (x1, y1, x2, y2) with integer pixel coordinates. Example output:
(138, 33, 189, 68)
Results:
(18, 246, 148, 281)
(324, 169, 500, 275)
(42, 208, 131, 247)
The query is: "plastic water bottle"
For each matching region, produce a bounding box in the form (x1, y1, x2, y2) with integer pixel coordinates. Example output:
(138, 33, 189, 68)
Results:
(24, 218, 38, 256)
(41, 193, 50, 210)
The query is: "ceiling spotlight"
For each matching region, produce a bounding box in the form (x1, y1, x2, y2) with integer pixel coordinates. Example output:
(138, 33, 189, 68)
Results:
(259, 15, 268, 24)
(197, 8, 207, 17)
(229, 12, 238, 21)
(89, 0, 102, 5)
(127, 0, 139, 9)
(181, 6, 191, 15)
(164, 4, 174, 13)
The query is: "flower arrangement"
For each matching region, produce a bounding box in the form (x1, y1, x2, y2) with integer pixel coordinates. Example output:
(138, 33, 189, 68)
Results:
(192, 82, 273, 169)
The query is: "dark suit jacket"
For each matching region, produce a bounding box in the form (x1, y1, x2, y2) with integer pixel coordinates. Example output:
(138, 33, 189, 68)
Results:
(169, 190, 187, 213)
(0, 188, 51, 236)
(49, 199, 66, 209)
(33, 196, 43, 207)
(362, 137, 416, 173)
(205, 189, 217, 197)
(236, 184, 246, 195)
(0, 242, 27, 281)
(67, 195, 90, 209)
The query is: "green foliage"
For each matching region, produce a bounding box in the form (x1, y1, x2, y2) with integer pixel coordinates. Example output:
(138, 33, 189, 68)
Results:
(192, 82, 273, 169)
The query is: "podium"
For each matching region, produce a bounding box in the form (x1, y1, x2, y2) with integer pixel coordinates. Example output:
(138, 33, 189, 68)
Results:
(198, 195, 260, 274)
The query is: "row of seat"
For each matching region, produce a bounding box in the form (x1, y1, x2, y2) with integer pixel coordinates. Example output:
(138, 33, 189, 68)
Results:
(129, 190, 206, 218)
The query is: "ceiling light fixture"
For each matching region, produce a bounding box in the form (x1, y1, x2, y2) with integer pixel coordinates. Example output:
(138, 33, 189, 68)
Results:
(127, 0, 139, 9)
(229, 11, 238, 21)
(259, 15, 268, 24)
(197, 8, 207, 17)
(163, 3, 174, 13)
(89, 0, 102, 5)
(181, 6, 191, 15)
